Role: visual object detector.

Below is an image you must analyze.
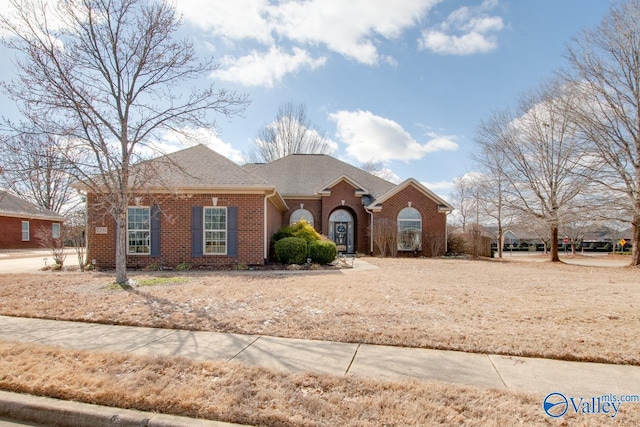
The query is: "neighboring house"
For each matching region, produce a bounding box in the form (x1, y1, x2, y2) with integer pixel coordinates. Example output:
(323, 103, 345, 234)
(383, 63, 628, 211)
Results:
(83, 145, 453, 269)
(0, 190, 64, 249)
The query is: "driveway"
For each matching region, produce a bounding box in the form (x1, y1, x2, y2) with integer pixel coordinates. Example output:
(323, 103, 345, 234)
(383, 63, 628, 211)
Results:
(0, 249, 81, 273)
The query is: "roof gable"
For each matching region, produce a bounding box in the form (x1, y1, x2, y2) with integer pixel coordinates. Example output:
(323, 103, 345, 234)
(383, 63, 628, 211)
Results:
(316, 175, 369, 196)
(0, 191, 64, 221)
(368, 178, 454, 212)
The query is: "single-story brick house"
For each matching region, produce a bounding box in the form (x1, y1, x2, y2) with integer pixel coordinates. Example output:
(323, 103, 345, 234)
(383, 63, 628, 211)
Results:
(0, 190, 64, 249)
(84, 145, 453, 268)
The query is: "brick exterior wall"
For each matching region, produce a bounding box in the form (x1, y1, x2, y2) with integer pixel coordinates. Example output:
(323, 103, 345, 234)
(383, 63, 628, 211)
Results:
(320, 180, 371, 254)
(0, 216, 62, 249)
(282, 198, 323, 232)
(85, 181, 449, 268)
(87, 193, 267, 269)
(266, 196, 284, 261)
(372, 184, 448, 257)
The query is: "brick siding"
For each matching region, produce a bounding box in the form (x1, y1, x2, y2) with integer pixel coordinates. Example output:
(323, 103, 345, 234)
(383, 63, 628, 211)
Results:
(87, 193, 267, 269)
(372, 184, 448, 257)
(0, 216, 62, 249)
(282, 198, 323, 232)
(85, 182, 449, 268)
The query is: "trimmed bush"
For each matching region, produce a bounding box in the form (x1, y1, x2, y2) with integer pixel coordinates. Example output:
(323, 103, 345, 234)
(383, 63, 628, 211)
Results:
(308, 240, 337, 265)
(274, 237, 307, 265)
(273, 225, 294, 242)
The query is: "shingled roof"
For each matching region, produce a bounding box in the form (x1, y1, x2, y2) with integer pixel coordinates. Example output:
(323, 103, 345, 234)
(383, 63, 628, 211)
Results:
(246, 154, 397, 198)
(131, 144, 273, 190)
(0, 190, 64, 221)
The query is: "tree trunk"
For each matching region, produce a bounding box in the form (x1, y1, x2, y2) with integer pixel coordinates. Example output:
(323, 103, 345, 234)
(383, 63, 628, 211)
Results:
(632, 213, 640, 266)
(115, 214, 128, 284)
(497, 225, 503, 258)
(550, 226, 560, 262)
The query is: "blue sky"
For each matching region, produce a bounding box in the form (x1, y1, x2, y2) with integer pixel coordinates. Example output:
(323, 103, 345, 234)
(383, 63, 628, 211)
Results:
(0, 0, 613, 199)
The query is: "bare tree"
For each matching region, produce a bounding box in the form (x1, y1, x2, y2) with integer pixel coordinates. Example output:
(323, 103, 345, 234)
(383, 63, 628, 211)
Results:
(247, 102, 333, 163)
(1, 0, 248, 283)
(449, 174, 479, 232)
(65, 207, 88, 271)
(360, 160, 399, 182)
(372, 218, 397, 257)
(564, 0, 640, 266)
(484, 80, 595, 262)
(475, 111, 518, 258)
(34, 224, 66, 268)
(0, 129, 79, 214)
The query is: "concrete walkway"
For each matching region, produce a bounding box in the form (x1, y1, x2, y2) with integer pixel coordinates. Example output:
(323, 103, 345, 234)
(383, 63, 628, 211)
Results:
(1, 314, 639, 399)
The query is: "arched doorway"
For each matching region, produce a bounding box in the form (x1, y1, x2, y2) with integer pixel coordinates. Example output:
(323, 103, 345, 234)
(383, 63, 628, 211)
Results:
(329, 209, 354, 253)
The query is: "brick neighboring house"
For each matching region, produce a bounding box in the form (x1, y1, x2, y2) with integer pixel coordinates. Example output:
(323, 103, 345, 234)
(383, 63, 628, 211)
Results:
(0, 190, 64, 249)
(83, 144, 453, 269)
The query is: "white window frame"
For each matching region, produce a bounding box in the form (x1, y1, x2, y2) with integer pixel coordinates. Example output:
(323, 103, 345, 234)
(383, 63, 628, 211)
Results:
(289, 208, 314, 226)
(204, 207, 227, 255)
(127, 207, 150, 255)
(21, 221, 30, 241)
(397, 207, 422, 251)
(52, 223, 61, 239)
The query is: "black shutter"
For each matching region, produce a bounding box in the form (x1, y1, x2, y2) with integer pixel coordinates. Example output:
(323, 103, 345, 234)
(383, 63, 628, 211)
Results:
(150, 205, 161, 257)
(227, 206, 237, 257)
(192, 206, 203, 257)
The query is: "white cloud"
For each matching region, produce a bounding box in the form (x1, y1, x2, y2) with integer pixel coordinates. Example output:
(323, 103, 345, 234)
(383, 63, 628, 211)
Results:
(421, 180, 455, 191)
(270, 0, 440, 65)
(179, 0, 440, 67)
(157, 128, 244, 163)
(212, 47, 326, 87)
(418, 0, 504, 55)
(329, 110, 458, 162)
(175, 0, 273, 45)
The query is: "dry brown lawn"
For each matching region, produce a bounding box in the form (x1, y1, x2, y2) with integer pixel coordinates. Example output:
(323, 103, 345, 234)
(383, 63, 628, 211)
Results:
(1, 257, 638, 365)
(3, 340, 639, 426)
(1, 257, 640, 426)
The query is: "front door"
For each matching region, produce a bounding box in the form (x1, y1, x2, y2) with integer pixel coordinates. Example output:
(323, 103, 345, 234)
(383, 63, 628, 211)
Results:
(333, 222, 349, 253)
(329, 209, 354, 253)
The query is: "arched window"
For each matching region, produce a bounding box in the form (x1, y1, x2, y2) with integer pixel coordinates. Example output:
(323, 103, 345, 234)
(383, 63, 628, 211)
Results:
(290, 208, 314, 226)
(397, 207, 422, 251)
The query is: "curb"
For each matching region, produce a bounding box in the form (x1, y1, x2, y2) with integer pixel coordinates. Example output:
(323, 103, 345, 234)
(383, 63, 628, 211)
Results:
(0, 390, 247, 427)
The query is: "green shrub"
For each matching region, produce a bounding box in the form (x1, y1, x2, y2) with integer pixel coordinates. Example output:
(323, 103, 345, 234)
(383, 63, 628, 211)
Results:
(275, 237, 307, 264)
(273, 220, 320, 243)
(308, 240, 337, 264)
(176, 262, 191, 271)
(146, 262, 161, 271)
(273, 225, 294, 242)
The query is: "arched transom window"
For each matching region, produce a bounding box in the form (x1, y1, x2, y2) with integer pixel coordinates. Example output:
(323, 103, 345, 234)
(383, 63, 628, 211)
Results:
(397, 207, 422, 251)
(290, 208, 314, 226)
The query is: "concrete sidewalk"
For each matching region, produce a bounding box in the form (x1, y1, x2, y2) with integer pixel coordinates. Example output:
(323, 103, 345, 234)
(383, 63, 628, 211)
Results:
(1, 314, 639, 423)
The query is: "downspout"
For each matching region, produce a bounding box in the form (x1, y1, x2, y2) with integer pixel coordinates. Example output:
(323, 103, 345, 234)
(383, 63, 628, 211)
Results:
(445, 211, 450, 254)
(364, 205, 374, 255)
(264, 189, 278, 262)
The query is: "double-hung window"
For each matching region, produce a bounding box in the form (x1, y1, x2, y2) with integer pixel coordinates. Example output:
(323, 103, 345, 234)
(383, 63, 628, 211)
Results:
(204, 207, 227, 255)
(21, 221, 30, 241)
(397, 207, 422, 251)
(127, 207, 150, 254)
